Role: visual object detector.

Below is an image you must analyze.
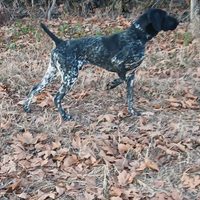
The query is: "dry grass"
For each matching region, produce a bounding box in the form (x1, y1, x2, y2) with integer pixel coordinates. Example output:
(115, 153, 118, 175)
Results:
(0, 16, 200, 199)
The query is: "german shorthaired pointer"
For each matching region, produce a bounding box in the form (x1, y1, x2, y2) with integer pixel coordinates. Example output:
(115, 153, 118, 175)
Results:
(23, 8, 179, 120)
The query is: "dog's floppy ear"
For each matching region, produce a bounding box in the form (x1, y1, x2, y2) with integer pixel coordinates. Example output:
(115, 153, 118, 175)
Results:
(148, 9, 166, 32)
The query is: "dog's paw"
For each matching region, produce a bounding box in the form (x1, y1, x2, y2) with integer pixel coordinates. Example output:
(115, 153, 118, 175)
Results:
(62, 113, 73, 121)
(106, 79, 124, 90)
(129, 108, 140, 116)
(106, 83, 113, 90)
(133, 110, 141, 116)
(23, 104, 31, 113)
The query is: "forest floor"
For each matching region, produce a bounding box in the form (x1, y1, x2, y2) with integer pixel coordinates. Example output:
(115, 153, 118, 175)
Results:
(0, 12, 200, 200)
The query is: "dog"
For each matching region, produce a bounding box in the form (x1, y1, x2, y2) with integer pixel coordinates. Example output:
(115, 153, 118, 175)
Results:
(23, 8, 179, 120)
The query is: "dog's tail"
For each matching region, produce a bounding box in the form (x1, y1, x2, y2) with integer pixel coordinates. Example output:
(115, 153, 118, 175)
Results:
(40, 23, 63, 46)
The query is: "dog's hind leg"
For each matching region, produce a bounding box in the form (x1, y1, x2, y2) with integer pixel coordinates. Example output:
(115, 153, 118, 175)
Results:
(126, 70, 140, 116)
(54, 75, 78, 121)
(23, 59, 58, 113)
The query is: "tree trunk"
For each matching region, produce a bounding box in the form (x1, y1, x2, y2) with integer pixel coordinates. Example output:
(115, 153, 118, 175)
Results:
(0, 0, 10, 25)
(48, 0, 57, 20)
(190, 0, 197, 21)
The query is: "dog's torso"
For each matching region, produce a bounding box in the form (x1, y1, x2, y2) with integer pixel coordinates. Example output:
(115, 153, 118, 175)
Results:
(23, 8, 179, 120)
(51, 27, 147, 75)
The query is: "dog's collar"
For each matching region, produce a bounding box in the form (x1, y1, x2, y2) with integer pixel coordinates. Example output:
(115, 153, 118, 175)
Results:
(132, 22, 151, 40)
(133, 22, 145, 32)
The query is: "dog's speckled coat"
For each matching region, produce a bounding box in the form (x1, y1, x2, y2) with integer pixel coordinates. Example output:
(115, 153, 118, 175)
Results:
(23, 8, 179, 120)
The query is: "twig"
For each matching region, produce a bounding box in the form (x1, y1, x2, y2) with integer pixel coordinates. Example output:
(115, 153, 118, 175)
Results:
(48, 0, 56, 20)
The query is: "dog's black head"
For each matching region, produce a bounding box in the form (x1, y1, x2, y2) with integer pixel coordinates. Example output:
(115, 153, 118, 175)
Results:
(136, 8, 179, 38)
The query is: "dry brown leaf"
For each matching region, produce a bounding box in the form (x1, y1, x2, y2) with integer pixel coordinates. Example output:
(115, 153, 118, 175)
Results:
(139, 118, 148, 125)
(104, 114, 117, 122)
(182, 173, 200, 189)
(99, 150, 115, 164)
(154, 180, 165, 188)
(72, 136, 81, 149)
(170, 123, 179, 130)
(153, 192, 168, 199)
(38, 191, 56, 200)
(97, 115, 105, 122)
(109, 106, 120, 111)
(97, 114, 117, 123)
(138, 124, 154, 131)
(7, 179, 22, 192)
(171, 189, 181, 200)
(53, 156, 65, 162)
(118, 108, 129, 118)
(17, 193, 28, 199)
(80, 147, 93, 159)
(168, 96, 180, 103)
(0, 91, 8, 99)
(165, 148, 179, 156)
(109, 187, 123, 196)
(154, 104, 162, 109)
(185, 93, 198, 100)
(138, 97, 149, 104)
(118, 143, 131, 152)
(85, 177, 96, 186)
(84, 191, 95, 200)
(141, 86, 150, 92)
(85, 156, 97, 165)
(39, 133, 48, 142)
(136, 161, 147, 171)
(56, 186, 65, 197)
(110, 197, 123, 200)
(145, 158, 159, 171)
(115, 157, 129, 170)
(119, 121, 129, 132)
(17, 100, 25, 105)
(117, 170, 129, 186)
(62, 154, 78, 169)
(127, 170, 136, 184)
(185, 100, 193, 108)
(12, 130, 39, 145)
(197, 67, 200, 77)
(11, 144, 26, 160)
(170, 102, 181, 108)
(52, 137, 61, 150)
(1, 120, 12, 129)
(174, 143, 186, 152)
(72, 136, 89, 149)
(142, 111, 154, 116)
(38, 97, 55, 108)
(129, 161, 140, 169)
(30, 169, 45, 178)
(35, 93, 48, 101)
(191, 136, 200, 144)
(71, 89, 89, 99)
(102, 146, 116, 155)
(157, 145, 178, 156)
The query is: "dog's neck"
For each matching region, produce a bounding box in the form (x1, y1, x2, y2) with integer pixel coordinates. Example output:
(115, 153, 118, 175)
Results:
(135, 13, 159, 38)
(129, 21, 151, 41)
(132, 22, 151, 40)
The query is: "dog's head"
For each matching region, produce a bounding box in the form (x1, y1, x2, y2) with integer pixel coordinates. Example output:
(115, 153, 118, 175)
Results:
(137, 8, 179, 37)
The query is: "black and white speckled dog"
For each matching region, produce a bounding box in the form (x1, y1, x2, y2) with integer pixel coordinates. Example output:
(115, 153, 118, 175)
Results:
(23, 8, 179, 120)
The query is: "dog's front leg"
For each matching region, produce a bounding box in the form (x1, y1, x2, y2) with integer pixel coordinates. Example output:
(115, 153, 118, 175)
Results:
(126, 70, 140, 116)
